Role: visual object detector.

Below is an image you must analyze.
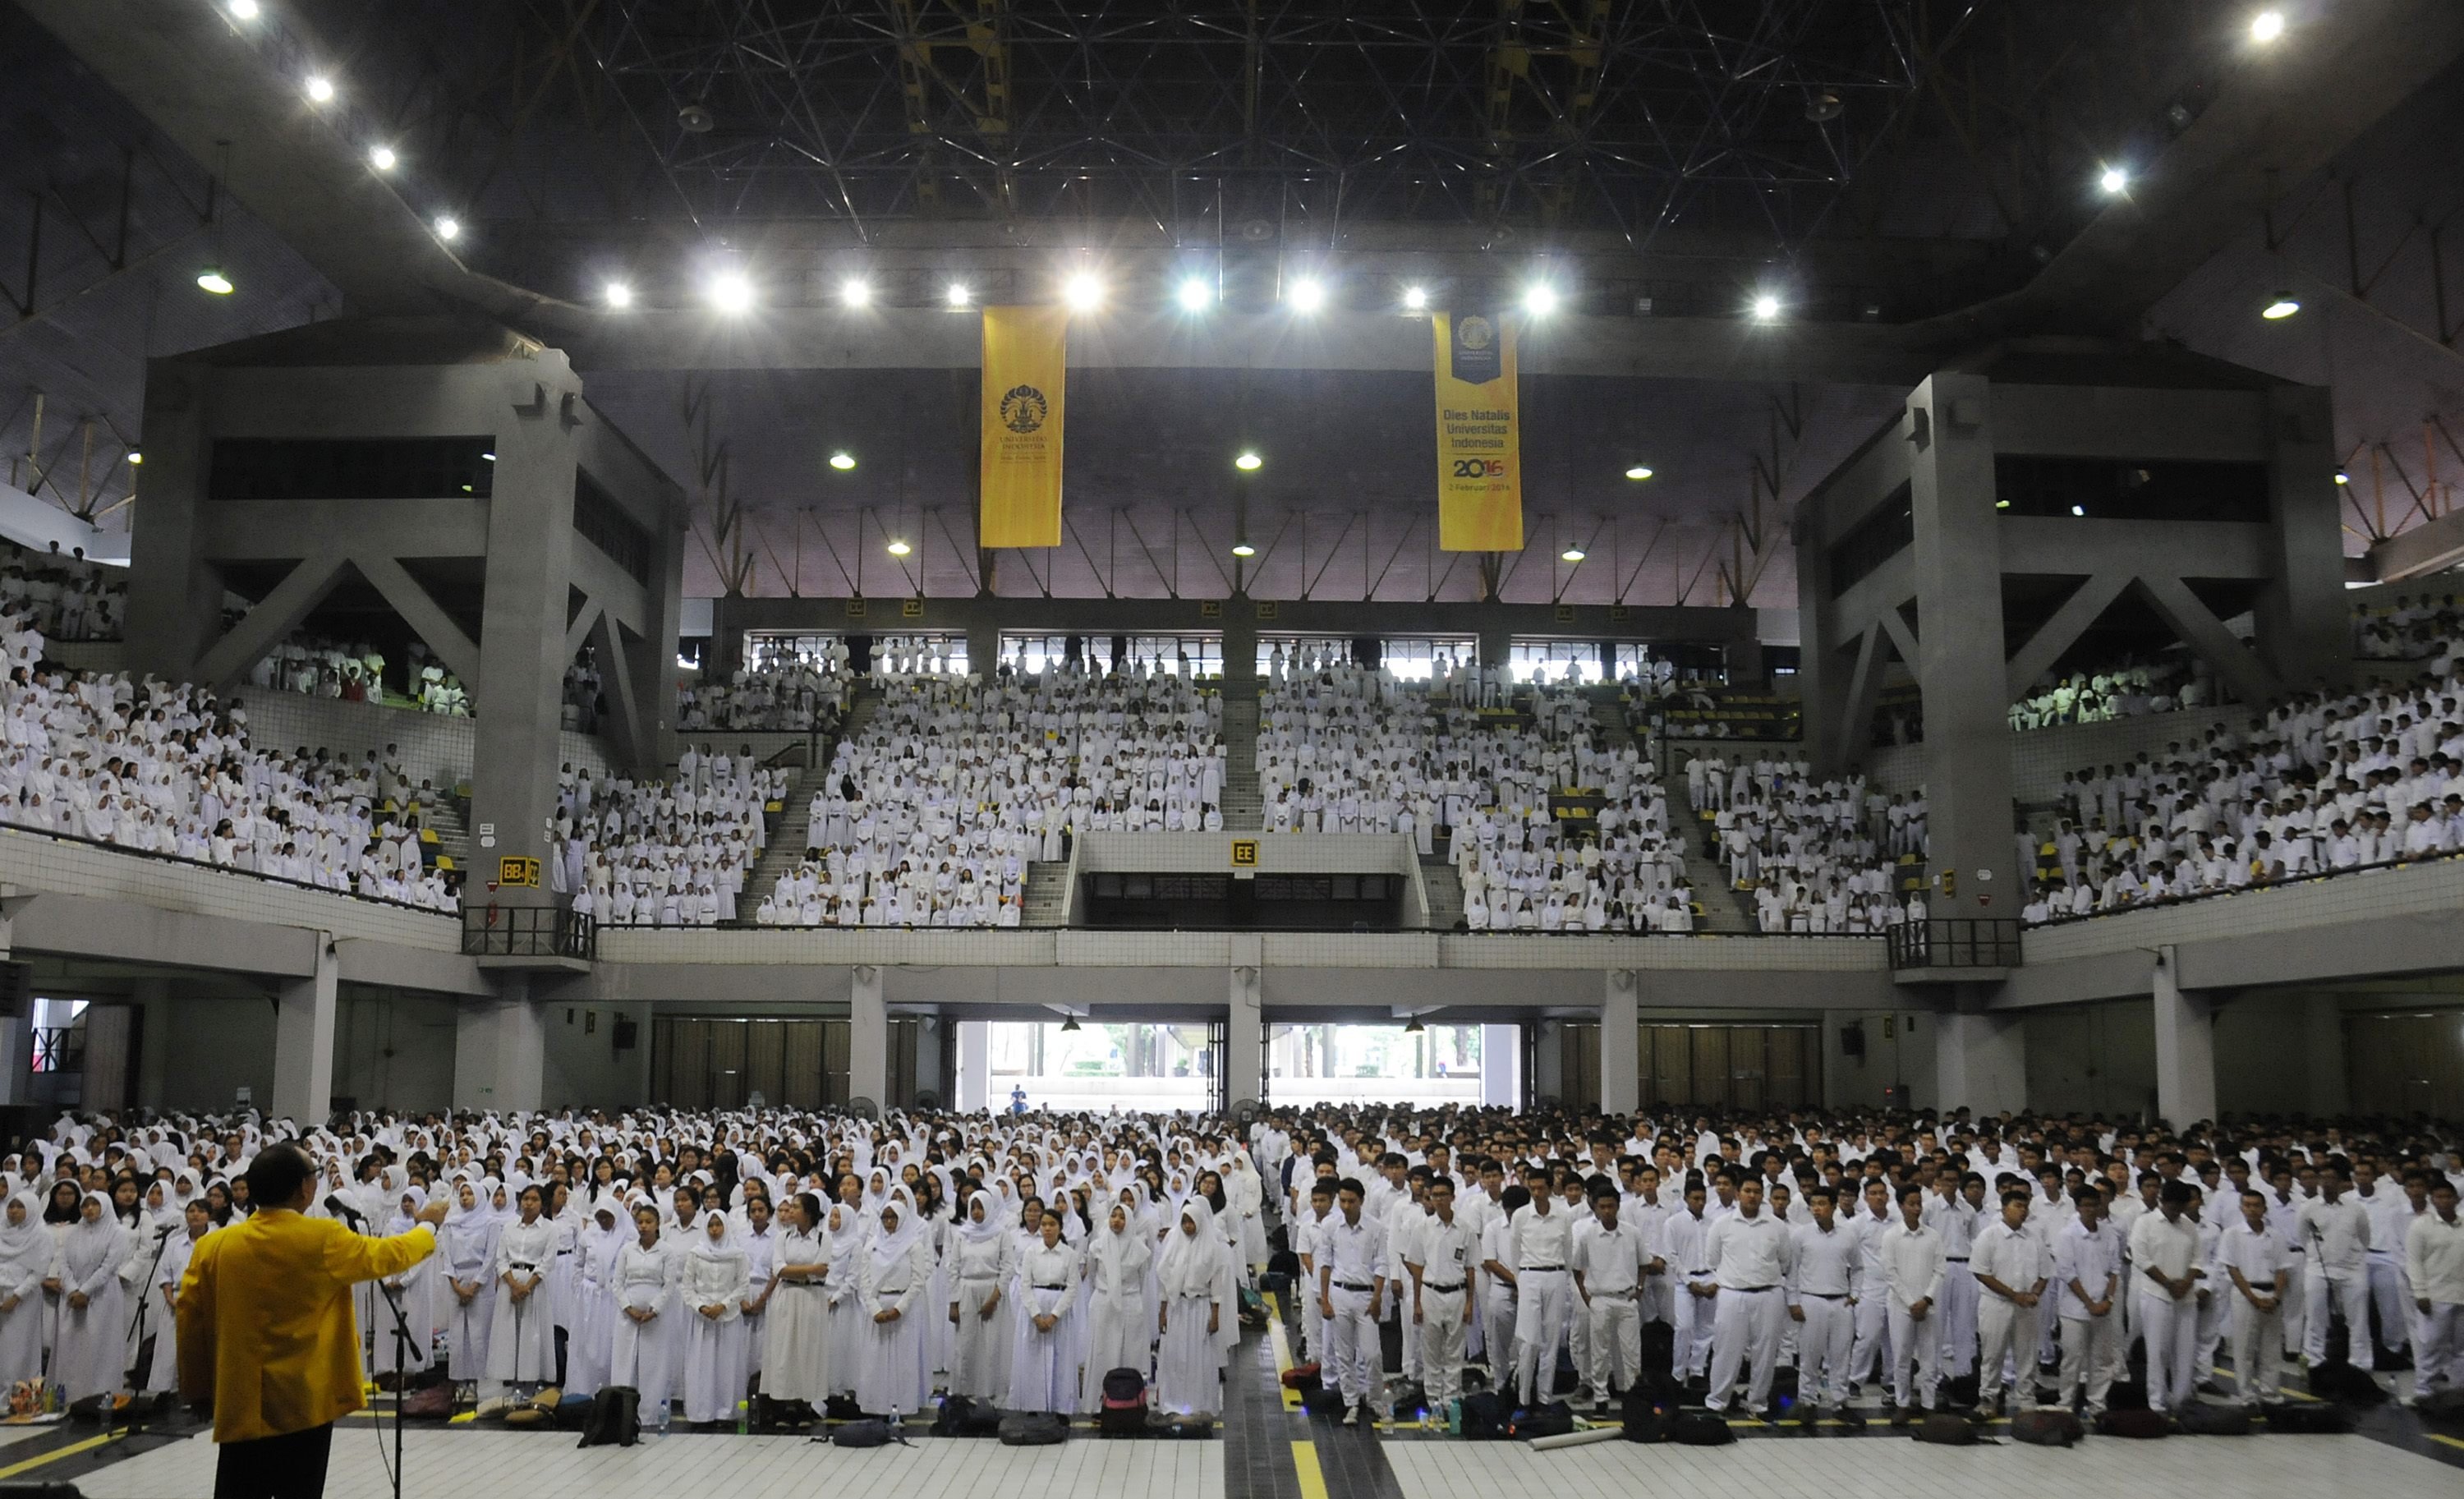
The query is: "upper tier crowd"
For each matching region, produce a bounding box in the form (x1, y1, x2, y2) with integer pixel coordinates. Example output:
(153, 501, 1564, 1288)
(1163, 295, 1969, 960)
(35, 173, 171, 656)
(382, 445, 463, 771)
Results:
(1, 541, 122, 645)
(677, 640, 853, 733)
(555, 751, 790, 927)
(1683, 753, 1927, 935)
(7, 1099, 2454, 1434)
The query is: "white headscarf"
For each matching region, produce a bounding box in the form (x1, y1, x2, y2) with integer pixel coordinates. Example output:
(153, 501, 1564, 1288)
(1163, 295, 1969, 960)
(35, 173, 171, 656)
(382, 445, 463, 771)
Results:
(1158, 1199, 1221, 1299)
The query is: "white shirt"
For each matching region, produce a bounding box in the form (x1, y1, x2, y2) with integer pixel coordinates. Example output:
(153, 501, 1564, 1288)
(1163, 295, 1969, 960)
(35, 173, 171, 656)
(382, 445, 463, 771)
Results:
(1880, 1220, 1944, 1312)
(2126, 1209, 2203, 1299)
(1703, 1208, 1791, 1290)
(2053, 1220, 2123, 1319)
(1510, 1203, 1574, 1271)
(1572, 1219, 1647, 1298)
(1786, 1219, 1859, 1302)
(2296, 1195, 2372, 1274)
(1318, 1212, 1387, 1291)
(2215, 1221, 2288, 1301)
(1408, 1212, 1480, 1291)
(2408, 1208, 2464, 1305)
(1969, 1219, 2051, 1300)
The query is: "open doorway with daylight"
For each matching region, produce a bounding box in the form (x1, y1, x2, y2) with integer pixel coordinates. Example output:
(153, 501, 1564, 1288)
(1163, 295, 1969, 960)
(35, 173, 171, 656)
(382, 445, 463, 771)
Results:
(1267, 1023, 1484, 1107)
(986, 1021, 1216, 1114)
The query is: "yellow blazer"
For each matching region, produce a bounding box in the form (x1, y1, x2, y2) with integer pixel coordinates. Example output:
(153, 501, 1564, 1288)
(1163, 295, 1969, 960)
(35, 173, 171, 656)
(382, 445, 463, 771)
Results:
(177, 1209, 437, 1442)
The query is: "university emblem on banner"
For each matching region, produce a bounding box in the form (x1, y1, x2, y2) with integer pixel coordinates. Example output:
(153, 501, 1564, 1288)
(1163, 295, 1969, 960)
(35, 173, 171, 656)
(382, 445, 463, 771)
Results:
(1000, 384, 1049, 435)
(1450, 313, 1501, 384)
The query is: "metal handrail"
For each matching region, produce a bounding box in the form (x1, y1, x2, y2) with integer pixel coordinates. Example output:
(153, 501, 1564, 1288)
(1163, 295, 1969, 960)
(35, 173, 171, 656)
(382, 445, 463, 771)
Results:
(1887, 917, 2023, 970)
(462, 905, 597, 960)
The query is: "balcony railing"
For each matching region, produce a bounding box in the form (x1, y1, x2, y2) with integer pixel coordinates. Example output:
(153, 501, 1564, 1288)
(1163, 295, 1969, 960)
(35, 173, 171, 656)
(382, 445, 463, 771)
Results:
(1887, 917, 2021, 972)
(462, 906, 596, 961)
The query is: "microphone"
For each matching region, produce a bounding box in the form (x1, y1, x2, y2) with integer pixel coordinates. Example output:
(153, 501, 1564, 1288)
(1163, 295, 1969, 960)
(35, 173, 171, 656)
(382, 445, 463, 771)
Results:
(324, 1194, 368, 1227)
(153, 1221, 179, 1239)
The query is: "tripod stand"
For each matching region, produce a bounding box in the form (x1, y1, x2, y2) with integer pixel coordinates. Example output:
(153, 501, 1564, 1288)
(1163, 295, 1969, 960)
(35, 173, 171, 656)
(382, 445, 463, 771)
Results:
(370, 1277, 423, 1499)
(117, 1223, 180, 1442)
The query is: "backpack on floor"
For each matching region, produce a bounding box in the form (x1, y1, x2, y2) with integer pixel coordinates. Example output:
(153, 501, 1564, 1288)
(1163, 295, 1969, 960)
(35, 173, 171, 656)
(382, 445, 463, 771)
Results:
(1458, 1390, 1510, 1440)
(933, 1396, 986, 1437)
(1511, 1400, 1574, 1439)
(2306, 1361, 2388, 1405)
(1621, 1388, 1671, 1443)
(997, 1412, 1069, 1446)
(402, 1382, 458, 1422)
(1280, 1361, 1322, 1391)
(2007, 1409, 2081, 1447)
(2174, 1401, 2252, 1436)
(834, 1419, 897, 1448)
(1938, 1372, 1980, 1410)
(1388, 1380, 1429, 1419)
(1098, 1368, 1149, 1436)
(1301, 1386, 1348, 1417)
(2417, 1386, 2464, 1423)
(2094, 1408, 2171, 1439)
(577, 1386, 638, 1448)
(823, 1393, 867, 1423)
(549, 1393, 595, 1433)
(2105, 1377, 2148, 1412)
(2259, 1402, 2352, 1434)
(1672, 1410, 1735, 1446)
(1911, 1412, 1979, 1446)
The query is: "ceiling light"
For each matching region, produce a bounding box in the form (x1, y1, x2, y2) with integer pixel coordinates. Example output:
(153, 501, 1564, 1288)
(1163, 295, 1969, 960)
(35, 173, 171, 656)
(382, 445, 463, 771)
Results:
(195, 266, 234, 295)
(604, 281, 633, 310)
(1059, 1015, 1082, 1032)
(1403, 1018, 1426, 1034)
(1995, 498, 2011, 509)
(305, 76, 335, 104)
(2099, 165, 2128, 195)
(2250, 9, 2285, 43)
(945, 282, 971, 306)
(708, 272, 755, 314)
(1230, 542, 1256, 558)
(369, 145, 397, 172)
(2334, 471, 2349, 485)
(2071, 504, 2087, 517)
(1402, 284, 1429, 311)
(1177, 277, 1214, 312)
(1062, 271, 1103, 312)
(829, 452, 857, 471)
(1287, 277, 1326, 313)
(1750, 293, 1781, 321)
(480, 452, 496, 462)
(839, 277, 871, 308)
(1522, 283, 1560, 316)
(126, 451, 142, 466)
(434, 216, 461, 242)
(1625, 465, 1653, 481)
(1234, 451, 1262, 471)
(2261, 292, 2300, 320)
(228, 0, 259, 19)
(885, 540, 911, 557)
(1561, 548, 1587, 563)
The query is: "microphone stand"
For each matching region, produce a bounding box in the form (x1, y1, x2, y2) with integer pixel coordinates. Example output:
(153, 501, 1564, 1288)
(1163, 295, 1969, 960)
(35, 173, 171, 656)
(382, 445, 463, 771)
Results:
(120, 1223, 179, 1441)
(342, 1203, 420, 1499)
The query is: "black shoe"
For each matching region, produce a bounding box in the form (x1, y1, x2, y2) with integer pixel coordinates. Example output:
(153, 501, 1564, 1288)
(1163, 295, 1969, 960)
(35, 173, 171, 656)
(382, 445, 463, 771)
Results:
(1797, 1405, 1822, 1428)
(1837, 1406, 1867, 1429)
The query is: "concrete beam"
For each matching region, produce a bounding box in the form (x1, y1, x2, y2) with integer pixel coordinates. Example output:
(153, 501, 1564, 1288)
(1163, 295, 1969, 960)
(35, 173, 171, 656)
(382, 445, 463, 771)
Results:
(714, 593, 1761, 646)
(2135, 571, 2282, 708)
(199, 501, 493, 561)
(1993, 519, 2274, 580)
(2365, 506, 2464, 583)
(351, 549, 485, 695)
(2004, 570, 2134, 702)
(193, 550, 351, 687)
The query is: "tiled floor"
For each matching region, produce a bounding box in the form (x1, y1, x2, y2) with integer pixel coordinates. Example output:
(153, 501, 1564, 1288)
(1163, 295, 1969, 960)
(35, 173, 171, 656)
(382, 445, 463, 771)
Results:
(73, 1428, 1224, 1499)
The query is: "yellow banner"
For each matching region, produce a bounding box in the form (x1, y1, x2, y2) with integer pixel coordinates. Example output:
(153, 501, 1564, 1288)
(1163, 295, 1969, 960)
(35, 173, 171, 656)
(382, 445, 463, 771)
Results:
(1433, 310, 1524, 551)
(979, 306, 1067, 548)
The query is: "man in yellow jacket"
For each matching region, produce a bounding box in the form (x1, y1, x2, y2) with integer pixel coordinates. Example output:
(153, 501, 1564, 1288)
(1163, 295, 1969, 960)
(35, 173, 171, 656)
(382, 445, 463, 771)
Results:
(179, 1141, 448, 1499)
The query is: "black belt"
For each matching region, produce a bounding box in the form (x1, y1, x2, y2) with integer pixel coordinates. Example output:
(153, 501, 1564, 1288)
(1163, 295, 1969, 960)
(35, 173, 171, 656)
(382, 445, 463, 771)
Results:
(1336, 1281, 1376, 1292)
(1033, 1283, 1069, 1290)
(1423, 1282, 1464, 1294)
(508, 1262, 540, 1271)
(1522, 1264, 1565, 1272)
(1947, 1257, 1970, 1262)
(1728, 1284, 1777, 1293)
(1801, 1291, 1847, 1299)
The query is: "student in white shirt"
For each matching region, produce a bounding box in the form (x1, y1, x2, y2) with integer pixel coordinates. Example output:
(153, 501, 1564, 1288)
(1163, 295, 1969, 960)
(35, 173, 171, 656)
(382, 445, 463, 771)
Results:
(1571, 1186, 1648, 1412)
(1316, 1179, 1388, 1427)
(1657, 1177, 1714, 1384)
(1970, 1187, 2051, 1415)
(1509, 1175, 1576, 1407)
(2410, 1178, 2464, 1396)
(2217, 1188, 2292, 1405)
(1784, 1185, 1864, 1428)
(1880, 1184, 1945, 1422)
(2126, 1180, 2205, 1415)
(1405, 1175, 1480, 1420)
(2055, 1191, 2124, 1417)
(2296, 1165, 2376, 1372)
(1701, 1175, 1792, 1418)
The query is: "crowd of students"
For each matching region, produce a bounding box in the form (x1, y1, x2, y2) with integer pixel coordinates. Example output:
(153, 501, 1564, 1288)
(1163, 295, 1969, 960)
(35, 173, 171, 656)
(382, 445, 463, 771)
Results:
(1680, 755, 1923, 936)
(2355, 594, 2464, 669)
(0, 667, 458, 910)
(2007, 658, 2208, 732)
(5, 1100, 2455, 1441)
(676, 643, 852, 733)
(1, 541, 122, 645)
(554, 754, 788, 927)
(750, 664, 1222, 928)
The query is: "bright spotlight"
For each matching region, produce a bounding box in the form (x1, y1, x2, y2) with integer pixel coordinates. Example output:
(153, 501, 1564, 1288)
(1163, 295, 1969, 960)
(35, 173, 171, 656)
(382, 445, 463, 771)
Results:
(708, 272, 756, 315)
(1234, 452, 1262, 472)
(2250, 9, 2285, 43)
(885, 540, 912, 557)
(1523, 283, 1560, 316)
(2071, 504, 2087, 517)
(1231, 542, 1257, 558)
(1561, 548, 1587, 563)
(434, 216, 461, 242)
(1403, 284, 1429, 311)
(1750, 293, 1781, 322)
(1177, 277, 1214, 312)
(829, 452, 857, 471)
(195, 266, 234, 295)
(369, 145, 397, 172)
(2099, 165, 2129, 195)
(1288, 277, 1326, 313)
(839, 278, 871, 308)
(1062, 271, 1104, 312)
(2334, 471, 2350, 485)
(604, 281, 634, 310)
(126, 451, 142, 466)
(945, 282, 971, 306)
(2261, 292, 2300, 320)
(1625, 465, 1653, 481)
(228, 0, 259, 19)
(305, 76, 335, 103)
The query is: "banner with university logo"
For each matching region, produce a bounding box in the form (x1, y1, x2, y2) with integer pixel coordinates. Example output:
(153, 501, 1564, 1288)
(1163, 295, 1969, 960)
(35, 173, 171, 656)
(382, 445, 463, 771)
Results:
(979, 305, 1068, 548)
(1432, 308, 1524, 551)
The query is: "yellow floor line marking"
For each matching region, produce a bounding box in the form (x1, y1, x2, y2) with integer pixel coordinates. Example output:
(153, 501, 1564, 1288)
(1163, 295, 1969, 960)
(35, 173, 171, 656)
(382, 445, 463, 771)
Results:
(1265, 1292, 1302, 1410)
(1291, 1438, 1330, 1499)
(2429, 1433, 2464, 1453)
(0, 1431, 122, 1479)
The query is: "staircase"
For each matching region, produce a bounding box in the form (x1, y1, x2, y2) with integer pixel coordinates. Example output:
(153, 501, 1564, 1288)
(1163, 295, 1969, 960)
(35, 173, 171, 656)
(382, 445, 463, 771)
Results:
(1220, 692, 1263, 830)
(1419, 858, 1464, 930)
(1662, 768, 1758, 934)
(729, 768, 814, 920)
(1023, 860, 1073, 926)
(422, 790, 473, 876)
(1588, 693, 1639, 751)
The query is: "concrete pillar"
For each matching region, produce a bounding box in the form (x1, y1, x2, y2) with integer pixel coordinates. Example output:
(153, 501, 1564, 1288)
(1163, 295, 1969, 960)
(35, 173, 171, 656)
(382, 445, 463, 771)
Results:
(131, 977, 171, 1109)
(1476, 620, 1514, 675)
(915, 1015, 946, 1106)
(2301, 994, 2350, 1118)
(272, 933, 339, 1125)
(1908, 374, 2018, 919)
(453, 976, 547, 1112)
(1721, 635, 1767, 688)
(1221, 612, 1258, 697)
(848, 965, 888, 1113)
(2150, 947, 2217, 1128)
(956, 1020, 991, 1113)
(1225, 965, 1263, 1111)
(1600, 973, 1639, 1116)
(1934, 1001, 2027, 1118)
(1533, 1022, 1564, 1104)
(0, 1009, 30, 1106)
(123, 359, 223, 678)
(2254, 384, 2351, 689)
(1481, 1024, 1519, 1109)
(965, 621, 1001, 680)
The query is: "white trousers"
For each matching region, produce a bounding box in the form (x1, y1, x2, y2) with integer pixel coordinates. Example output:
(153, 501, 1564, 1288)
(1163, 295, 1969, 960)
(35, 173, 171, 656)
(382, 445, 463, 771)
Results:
(1513, 1270, 1573, 1404)
(1977, 1299, 2040, 1408)
(1671, 1276, 1716, 1377)
(1483, 1289, 1519, 1389)
(1938, 1262, 1979, 1375)
(1887, 1303, 1941, 1408)
(1419, 1287, 1469, 1410)
(1792, 1295, 1855, 1409)
(2225, 1294, 2283, 1404)
(2365, 1253, 2411, 1356)
(2303, 1267, 2375, 1369)
(2277, 1256, 2308, 1354)
(1847, 1287, 1892, 1384)
(1584, 1294, 1640, 1400)
(1705, 1286, 1785, 1414)
(1323, 1286, 1381, 1405)
(2417, 1301, 2462, 1391)
(2057, 1313, 2119, 1414)
(2134, 1292, 2198, 1414)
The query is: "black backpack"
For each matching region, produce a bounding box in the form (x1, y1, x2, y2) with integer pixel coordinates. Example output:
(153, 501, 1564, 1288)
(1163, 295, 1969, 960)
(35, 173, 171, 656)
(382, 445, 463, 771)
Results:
(2259, 1402, 2353, 1434)
(2174, 1401, 2252, 1436)
(834, 1419, 897, 1448)
(577, 1386, 637, 1449)
(1512, 1400, 1574, 1439)
(1459, 1390, 1509, 1440)
(933, 1396, 984, 1437)
(1911, 1412, 1980, 1445)
(1301, 1386, 1348, 1416)
(1620, 1389, 1670, 1443)
(2008, 1409, 2082, 1446)
(998, 1412, 1069, 1446)
(1672, 1410, 1735, 1446)
(823, 1393, 866, 1422)
(2306, 1361, 2388, 1405)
